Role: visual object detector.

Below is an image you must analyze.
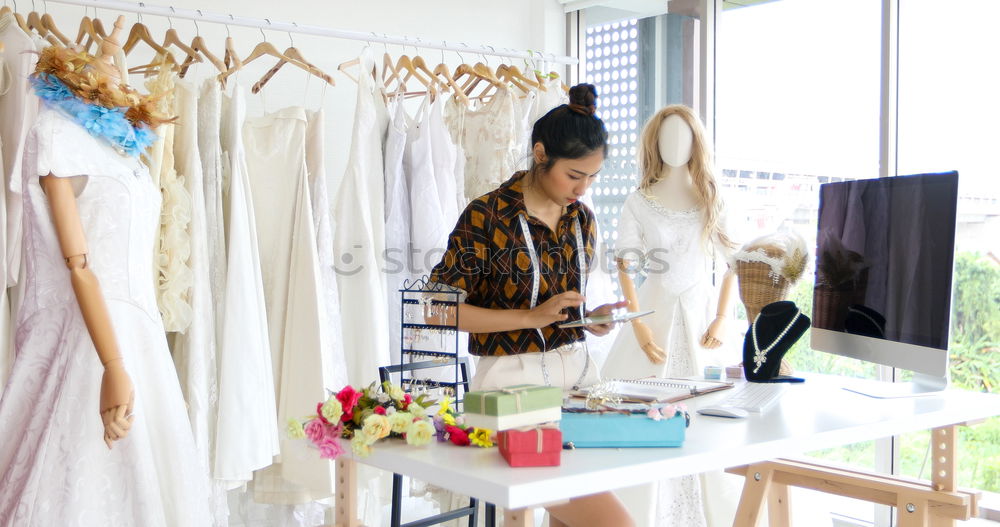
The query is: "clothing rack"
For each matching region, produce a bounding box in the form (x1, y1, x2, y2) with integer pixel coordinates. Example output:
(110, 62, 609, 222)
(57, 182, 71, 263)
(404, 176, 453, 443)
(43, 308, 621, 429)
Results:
(43, 0, 579, 66)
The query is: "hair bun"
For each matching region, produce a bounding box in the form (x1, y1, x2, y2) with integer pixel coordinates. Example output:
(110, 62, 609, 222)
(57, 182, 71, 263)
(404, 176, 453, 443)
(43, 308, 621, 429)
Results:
(567, 83, 598, 116)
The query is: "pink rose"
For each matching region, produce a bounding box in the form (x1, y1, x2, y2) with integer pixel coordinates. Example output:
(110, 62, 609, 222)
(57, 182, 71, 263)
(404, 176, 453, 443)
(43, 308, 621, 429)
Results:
(304, 419, 327, 444)
(646, 408, 663, 421)
(317, 437, 345, 460)
(324, 423, 343, 441)
(336, 386, 363, 422)
(316, 403, 330, 424)
(403, 393, 413, 409)
(374, 406, 387, 416)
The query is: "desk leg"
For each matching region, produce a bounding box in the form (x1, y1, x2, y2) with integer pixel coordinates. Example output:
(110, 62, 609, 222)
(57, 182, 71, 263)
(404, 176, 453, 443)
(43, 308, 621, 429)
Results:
(897, 493, 930, 527)
(504, 508, 535, 527)
(767, 483, 791, 527)
(733, 464, 774, 527)
(929, 426, 958, 527)
(335, 457, 362, 527)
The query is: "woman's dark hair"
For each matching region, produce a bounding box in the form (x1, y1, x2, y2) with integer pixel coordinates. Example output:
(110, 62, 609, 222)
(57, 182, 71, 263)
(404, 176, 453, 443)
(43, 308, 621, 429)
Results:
(530, 83, 609, 171)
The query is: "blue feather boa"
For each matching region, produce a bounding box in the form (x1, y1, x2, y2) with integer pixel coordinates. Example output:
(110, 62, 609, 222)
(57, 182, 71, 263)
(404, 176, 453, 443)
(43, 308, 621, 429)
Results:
(31, 73, 158, 158)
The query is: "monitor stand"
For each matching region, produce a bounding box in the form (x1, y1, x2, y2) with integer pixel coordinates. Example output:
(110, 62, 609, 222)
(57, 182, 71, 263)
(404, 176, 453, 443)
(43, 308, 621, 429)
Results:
(842, 372, 948, 399)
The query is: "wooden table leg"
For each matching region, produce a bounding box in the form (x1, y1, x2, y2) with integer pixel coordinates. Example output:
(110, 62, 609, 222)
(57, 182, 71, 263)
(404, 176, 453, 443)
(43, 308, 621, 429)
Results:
(929, 426, 958, 527)
(504, 507, 535, 527)
(335, 457, 363, 527)
(733, 464, 774, 527)
(767, 483, 791, 527)
(897, 494, 930, 527)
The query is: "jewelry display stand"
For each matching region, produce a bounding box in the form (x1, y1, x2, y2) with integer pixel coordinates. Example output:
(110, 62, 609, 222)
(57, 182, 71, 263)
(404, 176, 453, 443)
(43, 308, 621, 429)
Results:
(396, 276, 465, 400)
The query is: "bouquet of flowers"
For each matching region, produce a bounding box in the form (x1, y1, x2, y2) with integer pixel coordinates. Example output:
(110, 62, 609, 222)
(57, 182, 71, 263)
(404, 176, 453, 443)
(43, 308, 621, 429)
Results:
(432, 395, 496, 449)
(288, 381, 437, 459)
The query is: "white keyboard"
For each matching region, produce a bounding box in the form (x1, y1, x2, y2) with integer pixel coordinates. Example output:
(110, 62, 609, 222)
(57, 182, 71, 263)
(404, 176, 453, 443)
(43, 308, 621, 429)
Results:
(715, 382, 788, 413)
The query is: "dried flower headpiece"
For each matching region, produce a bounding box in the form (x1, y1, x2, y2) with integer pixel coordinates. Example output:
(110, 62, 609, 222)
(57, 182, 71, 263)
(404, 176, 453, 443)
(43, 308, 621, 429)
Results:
(33, 46, 174, 129)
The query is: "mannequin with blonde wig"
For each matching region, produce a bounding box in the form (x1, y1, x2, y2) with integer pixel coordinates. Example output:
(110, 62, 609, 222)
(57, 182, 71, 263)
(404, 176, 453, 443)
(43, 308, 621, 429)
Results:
(602, 105, 740, 527)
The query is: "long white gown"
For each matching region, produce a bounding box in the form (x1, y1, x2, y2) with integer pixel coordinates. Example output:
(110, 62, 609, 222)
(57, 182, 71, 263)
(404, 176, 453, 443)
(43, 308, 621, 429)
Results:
(383, 97, 410, 360)
(243, 105, 334, 504)
(0, 106, 210, 527)
(305, 109, 348, 391)
(405, 98, 447, 279)
(602, 191, 735, 527)
(333, 50, 390, 387)
(169, 79, 226, 525)
(215, 87, 278, 485)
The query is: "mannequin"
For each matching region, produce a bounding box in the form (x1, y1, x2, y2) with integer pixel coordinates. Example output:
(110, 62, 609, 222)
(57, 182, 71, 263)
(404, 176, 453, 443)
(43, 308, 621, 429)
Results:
(601, 105, 738, 527)
(0, 21, 210, 526)
(42, 15, 133, 449)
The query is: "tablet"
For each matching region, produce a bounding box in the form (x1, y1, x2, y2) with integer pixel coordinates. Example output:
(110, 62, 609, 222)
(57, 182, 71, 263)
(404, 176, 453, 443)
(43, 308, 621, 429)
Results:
(557, 309, 654, 328)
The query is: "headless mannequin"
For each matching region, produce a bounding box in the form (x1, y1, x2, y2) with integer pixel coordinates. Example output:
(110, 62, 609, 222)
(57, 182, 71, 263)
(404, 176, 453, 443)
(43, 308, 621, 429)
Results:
(40, 15, 134, 450)
(617, 114, 738, 363)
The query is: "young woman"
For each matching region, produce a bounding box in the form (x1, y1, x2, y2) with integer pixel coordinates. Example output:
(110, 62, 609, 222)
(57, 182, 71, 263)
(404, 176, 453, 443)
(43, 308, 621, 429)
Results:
(429, 84, 634, 527)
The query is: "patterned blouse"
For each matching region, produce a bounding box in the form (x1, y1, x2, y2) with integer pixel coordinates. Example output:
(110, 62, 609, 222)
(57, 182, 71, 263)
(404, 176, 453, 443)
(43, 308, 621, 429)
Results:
(430, 171, 597, 356)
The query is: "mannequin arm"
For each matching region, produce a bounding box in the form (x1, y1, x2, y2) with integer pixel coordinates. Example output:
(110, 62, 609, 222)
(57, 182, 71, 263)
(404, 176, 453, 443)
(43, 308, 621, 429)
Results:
(700, 269, 737, 349)
(41, 175, 134, 449)
(616, 258, 665, 364)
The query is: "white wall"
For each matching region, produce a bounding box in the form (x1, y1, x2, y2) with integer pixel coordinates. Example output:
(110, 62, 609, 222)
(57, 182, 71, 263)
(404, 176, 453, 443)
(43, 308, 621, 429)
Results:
(36, 0, 568, 188)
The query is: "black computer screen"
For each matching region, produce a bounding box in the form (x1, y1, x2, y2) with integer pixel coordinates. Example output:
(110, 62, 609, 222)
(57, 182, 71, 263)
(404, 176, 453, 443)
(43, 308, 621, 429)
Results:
(813, 172, 959, 350)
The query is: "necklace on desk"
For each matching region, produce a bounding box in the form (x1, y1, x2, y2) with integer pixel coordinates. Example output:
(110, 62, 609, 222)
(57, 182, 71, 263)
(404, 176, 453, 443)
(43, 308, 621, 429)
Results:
(751, 309, 802, 373)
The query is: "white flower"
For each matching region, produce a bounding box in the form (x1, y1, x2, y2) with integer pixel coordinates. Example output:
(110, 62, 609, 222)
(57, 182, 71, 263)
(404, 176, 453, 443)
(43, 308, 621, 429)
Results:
(362, 414, 392, 440)
(351, 432, 373, 457)
(387, 384, 405, 401)
(386, 406, 397, 415)
(388, 412, 413, 434)
(406, 419, 435, 446)
(320, 398, 343, 423)
(408, 403, 426, 419)
(377, 393, 390, 404)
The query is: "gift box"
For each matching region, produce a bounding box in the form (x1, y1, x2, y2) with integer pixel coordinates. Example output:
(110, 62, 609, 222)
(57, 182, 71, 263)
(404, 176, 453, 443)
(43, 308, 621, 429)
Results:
(498, 426, 562, 467)
(560, 409, 689, 448)
(464, 385, 563, 431)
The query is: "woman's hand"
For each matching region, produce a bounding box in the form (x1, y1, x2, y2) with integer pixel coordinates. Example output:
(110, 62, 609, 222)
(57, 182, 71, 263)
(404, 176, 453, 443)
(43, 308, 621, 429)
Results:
(632, 320, 666, 364)
(100, 359, 135, 450)
(583, 300, 629, 337)
(700, 316, 727, 349)
(523, 291, 586, 329)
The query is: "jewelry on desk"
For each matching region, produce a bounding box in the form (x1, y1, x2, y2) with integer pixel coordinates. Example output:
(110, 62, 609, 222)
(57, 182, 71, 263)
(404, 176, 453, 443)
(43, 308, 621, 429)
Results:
(751, 309, 802, 373)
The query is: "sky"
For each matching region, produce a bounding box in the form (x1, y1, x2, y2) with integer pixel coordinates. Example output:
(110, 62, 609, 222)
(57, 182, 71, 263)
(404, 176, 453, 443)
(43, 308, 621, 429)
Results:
(715, 0, 1000, 198)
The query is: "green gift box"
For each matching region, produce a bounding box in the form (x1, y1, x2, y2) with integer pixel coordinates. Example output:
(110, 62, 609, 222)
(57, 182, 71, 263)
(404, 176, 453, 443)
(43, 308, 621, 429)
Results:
(463, 385, 563, 430)
(464, 385, 563, 415)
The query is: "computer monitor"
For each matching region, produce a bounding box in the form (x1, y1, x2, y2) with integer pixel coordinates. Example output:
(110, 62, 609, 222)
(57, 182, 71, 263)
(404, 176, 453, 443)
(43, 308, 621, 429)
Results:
(811, 171, 959, 397)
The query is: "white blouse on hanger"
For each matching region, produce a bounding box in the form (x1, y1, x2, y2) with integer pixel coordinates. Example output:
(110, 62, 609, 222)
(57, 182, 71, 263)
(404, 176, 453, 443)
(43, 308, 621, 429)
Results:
(383, 96, 410, 360)
(405, 97, 446, 280)
(428, 95, 460, 229)
(444, 85, 518, 203)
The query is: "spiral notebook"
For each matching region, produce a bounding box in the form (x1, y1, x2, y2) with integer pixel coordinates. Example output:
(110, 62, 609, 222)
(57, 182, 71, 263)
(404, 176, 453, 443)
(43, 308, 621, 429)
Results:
(584, 377, 734, 403)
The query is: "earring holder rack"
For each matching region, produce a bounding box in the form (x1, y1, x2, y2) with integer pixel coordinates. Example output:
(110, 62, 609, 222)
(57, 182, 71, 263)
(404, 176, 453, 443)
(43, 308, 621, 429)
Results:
(398, 276, 464, 401)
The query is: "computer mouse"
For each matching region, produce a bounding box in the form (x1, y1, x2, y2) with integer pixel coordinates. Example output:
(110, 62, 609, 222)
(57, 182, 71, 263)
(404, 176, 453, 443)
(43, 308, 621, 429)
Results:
(697, 406, 749, 419)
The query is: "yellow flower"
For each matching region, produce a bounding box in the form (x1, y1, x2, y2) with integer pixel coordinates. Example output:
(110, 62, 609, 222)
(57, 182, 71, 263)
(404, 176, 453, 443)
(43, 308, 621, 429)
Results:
(470, 428, 494, 448)
(388, 412, 413, 434)
(362, 414, 392, 440)
(405, 419, 435, 446)
(437, 395, 453, 415)
(442, 412, 456, 426)
(321, 398, 343, 423)
(351, 432, 373, 457)
(286, 418, 306, 439)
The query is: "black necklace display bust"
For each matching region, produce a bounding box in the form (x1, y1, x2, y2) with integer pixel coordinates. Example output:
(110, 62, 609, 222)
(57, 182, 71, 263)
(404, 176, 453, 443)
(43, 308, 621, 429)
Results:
(743, 300, 811, 383)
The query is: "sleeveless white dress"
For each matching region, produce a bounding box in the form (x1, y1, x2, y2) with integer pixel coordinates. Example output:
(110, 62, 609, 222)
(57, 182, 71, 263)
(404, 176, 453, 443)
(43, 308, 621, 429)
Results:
(0, 106, 210, 526)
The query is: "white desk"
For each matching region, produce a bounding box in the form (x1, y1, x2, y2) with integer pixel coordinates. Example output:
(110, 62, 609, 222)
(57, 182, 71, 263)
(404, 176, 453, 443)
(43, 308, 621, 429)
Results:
(333, 374, 1000, 526)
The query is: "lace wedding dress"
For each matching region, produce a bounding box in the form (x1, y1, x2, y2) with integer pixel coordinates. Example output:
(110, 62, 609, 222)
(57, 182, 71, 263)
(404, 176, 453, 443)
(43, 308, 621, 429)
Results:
(0, 106, 210, 526)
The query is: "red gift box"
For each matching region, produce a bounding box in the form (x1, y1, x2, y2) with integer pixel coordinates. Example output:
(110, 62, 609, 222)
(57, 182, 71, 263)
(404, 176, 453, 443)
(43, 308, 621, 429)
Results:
(498, 426, 562, 467)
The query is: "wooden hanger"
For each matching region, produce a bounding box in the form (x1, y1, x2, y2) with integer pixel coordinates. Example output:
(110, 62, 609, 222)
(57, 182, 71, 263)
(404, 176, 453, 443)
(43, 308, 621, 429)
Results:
(217, 40, 318, 85)
(179, 35, 225, 77)
(123, 21, 177, 74)
(41, 13, 70, 45)
(251, 45, 335, 94)
(162, 26, 201, 67)
(433, 62, 469, 107)
(412, 56, 444, 92)
(495, 64, 530, 95)
(75, 16, 102, 51)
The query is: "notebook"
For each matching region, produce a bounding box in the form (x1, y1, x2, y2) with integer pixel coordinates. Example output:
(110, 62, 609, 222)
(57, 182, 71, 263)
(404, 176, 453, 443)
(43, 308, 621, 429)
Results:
(580, 378, 734, 403)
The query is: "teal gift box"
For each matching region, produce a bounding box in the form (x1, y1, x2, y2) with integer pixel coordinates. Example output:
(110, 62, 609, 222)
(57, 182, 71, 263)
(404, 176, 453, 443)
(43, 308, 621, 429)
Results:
(560, 410, 689, 448)
(463, 385, 563, 431)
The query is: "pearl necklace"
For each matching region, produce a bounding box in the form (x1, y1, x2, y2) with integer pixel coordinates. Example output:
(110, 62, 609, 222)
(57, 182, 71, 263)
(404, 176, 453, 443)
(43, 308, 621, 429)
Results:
(751, 309, 802, 373)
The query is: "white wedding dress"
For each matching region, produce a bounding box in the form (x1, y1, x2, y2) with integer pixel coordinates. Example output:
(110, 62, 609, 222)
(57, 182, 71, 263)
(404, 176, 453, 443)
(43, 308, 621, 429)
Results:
(0, 106, 210, 526)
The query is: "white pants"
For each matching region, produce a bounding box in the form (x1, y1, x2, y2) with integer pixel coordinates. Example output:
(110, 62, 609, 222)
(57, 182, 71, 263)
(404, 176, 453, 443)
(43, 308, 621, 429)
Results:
(471, 342, 601, 392)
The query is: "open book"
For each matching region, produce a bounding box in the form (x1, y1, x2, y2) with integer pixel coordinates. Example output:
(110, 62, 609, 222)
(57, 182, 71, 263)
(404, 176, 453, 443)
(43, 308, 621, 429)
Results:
(581, 378, 734, 403)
